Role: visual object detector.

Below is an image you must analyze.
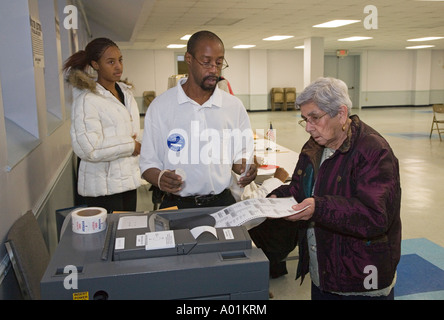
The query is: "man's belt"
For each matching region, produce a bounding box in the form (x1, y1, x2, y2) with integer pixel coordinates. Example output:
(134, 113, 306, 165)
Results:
(166, 189, 230, 206)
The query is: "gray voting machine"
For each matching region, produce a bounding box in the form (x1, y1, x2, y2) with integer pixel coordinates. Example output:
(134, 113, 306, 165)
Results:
(40, 207, 269, 300)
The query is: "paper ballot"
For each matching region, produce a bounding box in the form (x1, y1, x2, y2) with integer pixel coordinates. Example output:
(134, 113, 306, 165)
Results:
(122, 198, 307, 252)
(145, 230, 175, 250)
(190, 225, 218, 239)
(210, 197, 308, 229)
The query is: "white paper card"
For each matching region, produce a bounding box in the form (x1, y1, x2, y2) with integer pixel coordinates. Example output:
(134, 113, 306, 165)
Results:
(190, 226, 218, 239)
(136, 234, 146, 246)
(117, 215, 148, 230)
(145, 231, 175, 250)
(223, 228, 234, 240)
(115, 237, 125, 250)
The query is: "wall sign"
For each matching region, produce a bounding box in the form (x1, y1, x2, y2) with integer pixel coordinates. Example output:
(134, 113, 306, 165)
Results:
(30, 16, 44, 68)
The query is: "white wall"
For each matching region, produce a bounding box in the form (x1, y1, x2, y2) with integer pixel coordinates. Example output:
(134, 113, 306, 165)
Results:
(224, 50, 250, 95)
(362, 51, 415, 92)
(122, 50, 156, 97)
(267, 50, 304, 92)
(122, 47, 444, 110)
(121, 48, 304, 110)
(121, 49, 176, 98)
(430, 51, 444, 103)
(431, 50, 444, 90)
(360, 50, 444, 106)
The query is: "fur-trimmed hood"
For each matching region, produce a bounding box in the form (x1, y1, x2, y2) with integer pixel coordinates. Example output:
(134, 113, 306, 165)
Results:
(66, 69, 134, 94)
(66, 68, 98, 93)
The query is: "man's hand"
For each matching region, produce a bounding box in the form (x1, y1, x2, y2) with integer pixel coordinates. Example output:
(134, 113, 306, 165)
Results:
(158, 170, 184, 193)
(233, 159, 257, 187)
(273, 167, 289, 183)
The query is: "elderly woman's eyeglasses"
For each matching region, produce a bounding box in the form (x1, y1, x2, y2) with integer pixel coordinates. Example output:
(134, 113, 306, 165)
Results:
(298, 112, 328, 128)
(191, 55, 229, 70)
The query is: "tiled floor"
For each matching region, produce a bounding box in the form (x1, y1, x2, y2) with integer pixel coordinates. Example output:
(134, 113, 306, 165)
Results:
(138, 106, 444, 300)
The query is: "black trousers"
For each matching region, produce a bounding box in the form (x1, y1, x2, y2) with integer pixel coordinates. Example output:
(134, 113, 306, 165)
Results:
(83, 189, 137, 213)
(249, 218, 299, 278)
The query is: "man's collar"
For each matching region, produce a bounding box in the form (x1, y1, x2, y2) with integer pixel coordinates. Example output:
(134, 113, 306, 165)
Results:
(177, 77, 222, 108)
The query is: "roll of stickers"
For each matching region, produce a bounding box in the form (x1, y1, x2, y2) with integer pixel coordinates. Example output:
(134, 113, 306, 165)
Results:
(71, 207, 107, 234)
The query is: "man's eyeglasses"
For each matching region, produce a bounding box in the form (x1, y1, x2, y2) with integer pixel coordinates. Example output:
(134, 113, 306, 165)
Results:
(298, 112, 328, 128)
(191, 55, 229, 70)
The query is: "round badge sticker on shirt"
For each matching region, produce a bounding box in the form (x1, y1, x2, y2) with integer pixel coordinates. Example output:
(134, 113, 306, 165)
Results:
(167, 133, 185, 152)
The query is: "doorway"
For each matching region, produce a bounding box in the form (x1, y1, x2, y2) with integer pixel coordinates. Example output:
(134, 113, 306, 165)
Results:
(324, 55, 360, 109)
(176, 53, 188, 75)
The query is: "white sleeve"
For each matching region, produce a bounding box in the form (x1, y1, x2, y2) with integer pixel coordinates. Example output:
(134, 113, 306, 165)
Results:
(241, 177, 284, 200)
(139, 100, 164, 175)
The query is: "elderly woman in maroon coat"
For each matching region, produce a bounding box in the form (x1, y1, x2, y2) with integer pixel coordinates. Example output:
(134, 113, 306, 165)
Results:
(270, 77, 402, 300)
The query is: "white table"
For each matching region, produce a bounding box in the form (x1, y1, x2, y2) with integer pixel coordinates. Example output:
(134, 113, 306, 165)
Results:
(254, 138, 299, 183)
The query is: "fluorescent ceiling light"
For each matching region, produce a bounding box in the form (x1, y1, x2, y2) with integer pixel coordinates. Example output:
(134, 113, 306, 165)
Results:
(263, 35, 294, 41)
(167, 44, 186, 48)
(406, 45, 435, 49)
(294, 45, 304, 49)
(407, 37, 444, 42)
(180, 35, 192, 41)
(313, 20, 360, 28)
(338, 36, 373, 41)
(233, 45, 256, 49)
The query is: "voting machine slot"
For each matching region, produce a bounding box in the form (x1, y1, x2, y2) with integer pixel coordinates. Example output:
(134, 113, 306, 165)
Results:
(54, 265, 84, 276)
(153, 206, 222, 231)
(221, 251, 248, 260)
(112, 211, 252, 261)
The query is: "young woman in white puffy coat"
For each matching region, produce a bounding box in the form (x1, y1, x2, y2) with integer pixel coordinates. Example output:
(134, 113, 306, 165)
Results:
(63, 38, 144, 212)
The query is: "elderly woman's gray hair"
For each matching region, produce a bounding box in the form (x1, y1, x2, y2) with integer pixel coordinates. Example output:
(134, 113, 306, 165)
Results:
(296, 77, 352, 116)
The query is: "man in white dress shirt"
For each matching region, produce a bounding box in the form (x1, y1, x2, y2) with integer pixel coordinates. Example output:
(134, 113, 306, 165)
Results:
(140, 30, 257, 209)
